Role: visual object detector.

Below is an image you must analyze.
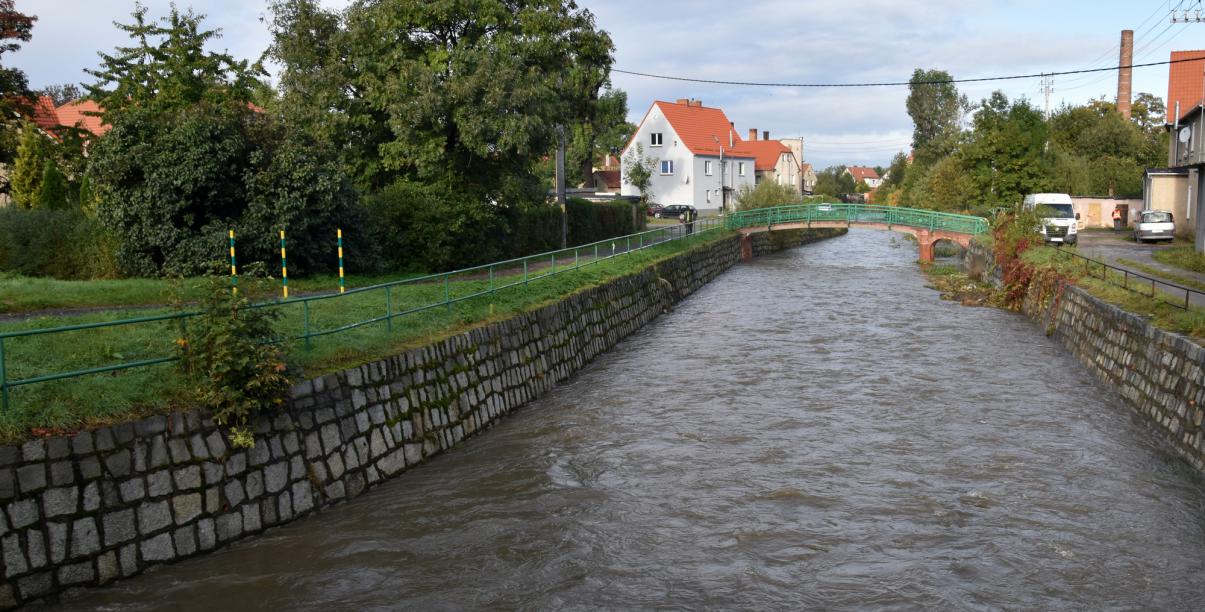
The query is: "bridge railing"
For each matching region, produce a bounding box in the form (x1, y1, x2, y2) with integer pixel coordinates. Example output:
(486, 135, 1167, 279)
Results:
(724, 203, 989, 235)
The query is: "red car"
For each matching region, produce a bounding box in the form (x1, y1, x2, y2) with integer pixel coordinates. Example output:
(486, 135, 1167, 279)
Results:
(646, 204, 664, 217)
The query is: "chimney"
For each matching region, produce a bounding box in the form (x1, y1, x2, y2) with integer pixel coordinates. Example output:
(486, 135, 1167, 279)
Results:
(689, 99, 703, 107)
(1117, 29, 1134, 120)
(676, 98, 690, 105)
(748, 129, 758, 141)
(763, 131, 769, 140)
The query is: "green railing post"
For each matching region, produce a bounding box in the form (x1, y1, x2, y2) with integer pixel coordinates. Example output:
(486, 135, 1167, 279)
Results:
(523, 260, 528, 285)
(489, 266, 495, 294)
(575, 248, 579, 269)
(385, 285, 393, 332)
(444, 275, 451, 310)
(594, 244, 598, 262)
(639, 233, 643, 249)
(0, 337, 8, 412)
(551, 254, 556, 275)
(303, 301, 311, 350)
(627, 236, 631, 253)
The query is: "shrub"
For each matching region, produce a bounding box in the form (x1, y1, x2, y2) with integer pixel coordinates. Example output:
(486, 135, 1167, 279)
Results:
(35, 160, 69, 210)
(365, 180, 509, 272)
(177, 267, 290, 448)
(0, 207, 120, 279)
(736, 181, 798, 210)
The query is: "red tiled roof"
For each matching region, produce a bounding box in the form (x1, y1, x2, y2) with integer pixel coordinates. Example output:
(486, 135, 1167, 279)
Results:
(800, 162, 813, 173)
(54, 99, 108, 136)
(742, 139, 792, 171)
(847, 166, 880, 182)
(624, 100, 755, 159)
(1168, 50, 1205, 123)
(29, 95, 59, 133)
(595, 169, 621, 190)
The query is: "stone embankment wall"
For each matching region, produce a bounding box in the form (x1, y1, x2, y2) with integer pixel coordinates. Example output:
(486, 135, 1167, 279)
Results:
(964, 240, 1205, 471)
(0, 229, 841, 607)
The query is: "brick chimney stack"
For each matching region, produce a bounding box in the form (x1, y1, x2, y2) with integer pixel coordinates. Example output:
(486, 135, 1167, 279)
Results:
(748, 129, 758, 141)
(1117, 29, 1134, 120)
(763, 131, 769, 140)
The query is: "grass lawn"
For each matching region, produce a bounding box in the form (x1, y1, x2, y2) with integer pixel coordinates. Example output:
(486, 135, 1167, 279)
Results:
(0, 272, 416, 315)
(1151, 246, 1205, 275)
(0, 230, 731, 443)
(1114, 258, 1205, 294)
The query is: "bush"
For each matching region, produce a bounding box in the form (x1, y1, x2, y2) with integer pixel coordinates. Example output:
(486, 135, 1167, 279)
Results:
(0, 207, 119, 279)
(366, 180, 510, 272)
(736, 181, 799, 210)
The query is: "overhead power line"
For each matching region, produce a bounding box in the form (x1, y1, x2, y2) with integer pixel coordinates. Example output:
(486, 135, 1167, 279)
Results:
(611, 56, 1199, 89)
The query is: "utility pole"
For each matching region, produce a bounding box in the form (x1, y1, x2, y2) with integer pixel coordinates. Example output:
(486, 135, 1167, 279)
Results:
(556, 123, 567, 249)
(1040, 73, 1054, 120)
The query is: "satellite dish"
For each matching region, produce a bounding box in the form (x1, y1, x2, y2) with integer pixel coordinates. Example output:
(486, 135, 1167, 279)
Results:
(1180, 126, 1192, 143)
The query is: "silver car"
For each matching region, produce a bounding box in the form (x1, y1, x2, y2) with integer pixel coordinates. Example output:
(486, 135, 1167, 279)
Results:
(1133, 210, 1175, 243)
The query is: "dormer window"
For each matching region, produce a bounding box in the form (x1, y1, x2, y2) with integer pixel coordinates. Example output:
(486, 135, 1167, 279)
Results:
(651, 133, 663, 146)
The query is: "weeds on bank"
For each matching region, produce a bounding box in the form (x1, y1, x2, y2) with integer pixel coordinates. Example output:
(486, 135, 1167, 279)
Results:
(1151, 247, 1205, 275)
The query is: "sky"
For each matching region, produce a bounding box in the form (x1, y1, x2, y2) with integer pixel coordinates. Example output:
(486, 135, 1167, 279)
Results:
(10, 0, 1204, 169)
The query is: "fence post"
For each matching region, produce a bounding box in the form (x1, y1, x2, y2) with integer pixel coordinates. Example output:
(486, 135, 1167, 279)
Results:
(280, 230, 289, 299)
(228, 230, 238, 295)
(444, 275, 451, 310)
(337, 228, 346, 294)
(0, 337, 8, 412)
(385, 286, 393, 332)
(489, 266, 495, 294)
(303, 301, 311, 350)
(523, 260, 528, 285)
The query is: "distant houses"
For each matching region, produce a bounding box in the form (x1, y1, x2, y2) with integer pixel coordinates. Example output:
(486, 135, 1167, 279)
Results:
(620, 98, 809, 211)
(845, 166, 882, 189)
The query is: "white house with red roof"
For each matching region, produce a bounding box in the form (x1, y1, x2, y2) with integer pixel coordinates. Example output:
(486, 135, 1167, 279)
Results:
(845, 166, 882, 189)
(742, 129, 801, 194)
(621, 99, 756, 211)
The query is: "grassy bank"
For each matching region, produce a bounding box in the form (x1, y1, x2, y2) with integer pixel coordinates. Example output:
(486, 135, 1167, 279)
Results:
(0, 230, 732, 443)
(1151, 246, 1205, 275)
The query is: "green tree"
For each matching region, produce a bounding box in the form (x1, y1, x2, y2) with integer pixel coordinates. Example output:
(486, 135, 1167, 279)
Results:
(36, 83, 82, 105)
(84, 4, 263, 121)
(1130, 92, 1166, 134)
(910, 155, 973, 212)
(854, 180, 871, 193)
(905, 68, 968, 164)
(35, 159, 67, 209)
(10, 122, 49, 207)
(813, 165, 855, 196)
(959, 92, 1050, 209)
(0, 0, 36, 185)
(622, 143, 656, 204)
(736, 180, 797, 210)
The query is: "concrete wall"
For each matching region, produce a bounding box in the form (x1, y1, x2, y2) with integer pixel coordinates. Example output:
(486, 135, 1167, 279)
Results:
(1143, 173, 1191, 235)
(965, 241, 1205, 472)
(0, 231, 845, 607)
(1070, 196, 1143, 229)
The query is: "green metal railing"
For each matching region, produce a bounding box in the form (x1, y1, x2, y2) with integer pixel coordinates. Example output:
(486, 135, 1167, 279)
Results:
(0, 218, 723, 411)
(725, 203, 989, 236)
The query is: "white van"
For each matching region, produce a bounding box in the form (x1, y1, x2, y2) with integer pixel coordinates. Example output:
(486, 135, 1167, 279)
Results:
(1022, 193, 1078, 245)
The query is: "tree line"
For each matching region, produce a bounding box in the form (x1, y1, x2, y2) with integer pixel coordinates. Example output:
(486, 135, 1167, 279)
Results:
(0, 0, 635, 279)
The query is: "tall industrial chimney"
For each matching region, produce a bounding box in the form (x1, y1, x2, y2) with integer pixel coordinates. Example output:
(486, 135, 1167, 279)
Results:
(1117, 29, 1134, 120)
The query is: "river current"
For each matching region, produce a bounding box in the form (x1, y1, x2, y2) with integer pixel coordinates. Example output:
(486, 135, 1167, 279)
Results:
(61, 230, 1205, 611)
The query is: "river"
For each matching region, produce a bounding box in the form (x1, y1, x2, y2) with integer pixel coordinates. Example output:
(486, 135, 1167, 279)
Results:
(59, 229, 1205, 611)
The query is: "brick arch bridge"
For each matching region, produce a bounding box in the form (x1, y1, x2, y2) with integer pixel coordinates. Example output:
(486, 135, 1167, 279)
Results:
(725, 204, 989, 263)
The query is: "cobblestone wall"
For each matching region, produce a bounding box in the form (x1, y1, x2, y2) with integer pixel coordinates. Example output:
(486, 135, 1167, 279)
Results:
(1025, 285, 1205, 471)
(0, 235, 760, 608)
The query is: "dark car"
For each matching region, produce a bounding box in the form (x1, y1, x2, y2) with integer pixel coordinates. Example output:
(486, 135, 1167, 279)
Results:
(657, 204, 696, 219)
(646, 204, 665, 217)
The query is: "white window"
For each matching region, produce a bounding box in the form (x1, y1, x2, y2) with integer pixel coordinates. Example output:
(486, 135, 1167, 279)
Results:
(738, 162, 746, 176)
(660, 160, 674, 175)
(704, 160, 713, 175)
(651, 133, 663, 146)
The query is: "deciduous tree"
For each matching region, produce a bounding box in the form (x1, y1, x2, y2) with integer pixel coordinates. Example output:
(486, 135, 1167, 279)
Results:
(905, 69, 968, 164)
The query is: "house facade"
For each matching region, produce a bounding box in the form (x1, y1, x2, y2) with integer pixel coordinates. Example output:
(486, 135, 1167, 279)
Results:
(1147, 50, 1205, 252)
(620, 99, 756, 211)
(800, 163, 817, 194)
(744, 129, 801, 195)
(846, 166, 882, 189)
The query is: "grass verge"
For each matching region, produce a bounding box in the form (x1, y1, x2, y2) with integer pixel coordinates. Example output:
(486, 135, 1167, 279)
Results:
(1151, 246, 1205, 275)
(1114, 258, 1205, 294)
(0, 231, 731, 443)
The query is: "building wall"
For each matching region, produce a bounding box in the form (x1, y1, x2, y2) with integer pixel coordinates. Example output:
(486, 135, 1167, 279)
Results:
(619, 106, 754, 208)
(1069, 196, 1143, 229)
(1144, 174, 1191, 235)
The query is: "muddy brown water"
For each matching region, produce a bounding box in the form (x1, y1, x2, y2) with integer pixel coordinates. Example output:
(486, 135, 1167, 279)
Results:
(57, 230, 1205, 611)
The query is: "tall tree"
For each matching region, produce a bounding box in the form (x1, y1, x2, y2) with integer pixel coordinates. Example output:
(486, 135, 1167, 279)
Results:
(0, 0, 36, 194)
(35, 159, 68, 209)
(36, 83, 82, 105)
(905, 68, 968, 165)
(959, 91, 1050, 208)
(10, 121, 49, 208)
(84, 4, 263, 120)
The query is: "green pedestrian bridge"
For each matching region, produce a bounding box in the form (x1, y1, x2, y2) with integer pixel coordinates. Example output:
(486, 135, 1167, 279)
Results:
(724, 203, 989, 262)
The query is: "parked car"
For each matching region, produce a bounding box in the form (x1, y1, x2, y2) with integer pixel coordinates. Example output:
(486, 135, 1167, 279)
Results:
(1133, 210, 1176, 243)
(656, 204, 696, 219)
(646, 204, 664, 217)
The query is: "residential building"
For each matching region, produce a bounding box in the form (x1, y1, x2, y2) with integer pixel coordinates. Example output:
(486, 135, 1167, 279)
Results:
(845, 166, 882, 189)
(743, 129, 801, 195)
(620, 98, 756, 211)
(25, 95, 109, 138)
(1148, 50, 1205, 252)
(800, 163, 817, 194)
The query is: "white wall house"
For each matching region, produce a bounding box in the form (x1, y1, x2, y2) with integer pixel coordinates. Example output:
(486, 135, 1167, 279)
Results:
(743, 129, 801, 195)
(621, 99, 756, 211)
